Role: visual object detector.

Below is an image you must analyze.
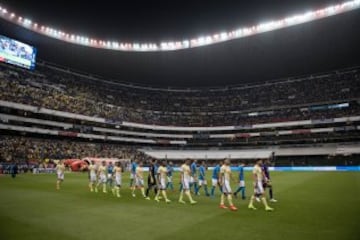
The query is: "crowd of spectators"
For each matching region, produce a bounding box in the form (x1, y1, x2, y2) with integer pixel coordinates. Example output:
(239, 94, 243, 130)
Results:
(0, 63, 359, 126)
(0, 136, 143, 162)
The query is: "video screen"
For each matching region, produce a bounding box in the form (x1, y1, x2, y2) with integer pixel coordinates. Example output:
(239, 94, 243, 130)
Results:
(0, 34, 37, 70)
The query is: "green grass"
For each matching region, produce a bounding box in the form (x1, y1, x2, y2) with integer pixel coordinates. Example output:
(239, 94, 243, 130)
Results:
(0, 171, 359, 240)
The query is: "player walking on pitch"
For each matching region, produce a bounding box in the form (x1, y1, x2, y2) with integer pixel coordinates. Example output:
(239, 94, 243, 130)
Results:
(88, 160, 98, 192)
(107, 161, 114, 188)
(96, 161, 108, 193)
(262, 159, 277, 202)
(198, 161, 210, 196)
(190, 159, 199, 195)
(112, 161, 122, 198)
(248, 159, 274, 211)
(129, 159, 138, 188)
(166, 162, 174, 191)
(145, 159, 158, 200)
(155, 161, 171, 203)
(179, 159, 197, 204)
(219, 159, 237, 211)
(133, 161, 147, 198)
(210, 160, 223, 197)
(234, 161, 246, 200)
(55, 160, 65, 190)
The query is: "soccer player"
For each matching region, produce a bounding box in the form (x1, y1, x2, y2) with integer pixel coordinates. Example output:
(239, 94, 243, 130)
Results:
(107, 161, 114, 188)
(179, 159, 197, 204)
(132, 160, 147, 198)
(155, 160, 171, 203)
(88, 160, 98, 192)
(129, 159, 138, 188)
(198, 161, 210, 196)
(234, 161, 246, 200)
(96, 161, 108, 193)
(145, 159, 158, 200)
(166, 161, 174, 191)
(112, 161, 122, 198)
(210, 160, 223, 197)
(190, 159, 199, 195)
(55, 160, 65, 190)
(219, 159, 237, 211)
(248, 159, 274, 211)
(262, 159, 277, 202)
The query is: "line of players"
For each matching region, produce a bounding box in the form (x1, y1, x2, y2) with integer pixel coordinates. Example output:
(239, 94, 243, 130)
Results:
(55, 158, 277, 211)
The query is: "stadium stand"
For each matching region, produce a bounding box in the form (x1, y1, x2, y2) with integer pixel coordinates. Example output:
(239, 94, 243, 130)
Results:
(0, 61, 359, 164)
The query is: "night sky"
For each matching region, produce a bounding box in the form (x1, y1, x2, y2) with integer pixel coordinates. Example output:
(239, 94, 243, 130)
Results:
(0, 0, 359, 87)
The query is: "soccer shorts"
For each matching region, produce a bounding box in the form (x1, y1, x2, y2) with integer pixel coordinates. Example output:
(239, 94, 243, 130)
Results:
(136, 177, 144, 187)
(198, 179, 207, 186)
(239, 180, 245, 187)
(190, 176, 195, 183)
(255, 180, 264, 194)
(182, 178, 190, 190)
(167, 176, 172, 183)
(90, 173, 97, 182)
(99, 174, 107, 183)
(159, 178, 166, 190)
(115, 175, 122, 186)
(130, 173, 135, 179)
(57, 172, 64, 181)
(107, 173, 113, 179)
(211, 178, 218, 187)
(263, 181, 271, 188)
(222, 180, 232, 194)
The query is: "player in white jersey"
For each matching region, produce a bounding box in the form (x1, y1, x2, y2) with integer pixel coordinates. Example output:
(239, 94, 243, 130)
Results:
(96, 161, 108, 193)
(178, 159, 197, 204)
(132, 161, 147, 198)
(154, 160, 171, 203)
(248, 159, 274, 211)
(112, 161, 122, 198)
(88, 160, 98, 192)
(55, 160, 65, 190)
(219, 159, 237, 211)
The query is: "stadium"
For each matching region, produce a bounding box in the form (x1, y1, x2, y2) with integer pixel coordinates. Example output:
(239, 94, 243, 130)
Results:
(0, 1, 359, 240)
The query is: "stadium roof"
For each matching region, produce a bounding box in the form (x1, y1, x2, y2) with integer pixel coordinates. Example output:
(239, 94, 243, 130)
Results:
(0, 0, 360, 87)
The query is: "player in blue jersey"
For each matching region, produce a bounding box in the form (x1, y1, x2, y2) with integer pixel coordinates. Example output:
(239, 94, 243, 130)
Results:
(197, 161, 210, 196)
(129, 159, 138, 188)
(234, 161, 246, 200)
(107, 162, 114, 188)
(210, 160, 223, 197)
(190, 159, 199, 195)
(262, 159, 277, 202)
(166, 161, 174, 191)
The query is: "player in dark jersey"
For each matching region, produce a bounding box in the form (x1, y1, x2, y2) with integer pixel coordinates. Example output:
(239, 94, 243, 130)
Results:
(145, 158, 158, 200)
(262, 159, 277, 202)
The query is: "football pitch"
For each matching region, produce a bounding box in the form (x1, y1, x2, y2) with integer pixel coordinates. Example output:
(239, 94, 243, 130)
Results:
(0, 171, 359, 240)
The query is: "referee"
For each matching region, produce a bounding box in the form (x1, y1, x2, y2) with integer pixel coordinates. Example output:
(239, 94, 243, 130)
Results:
(145, 158, 158, 199)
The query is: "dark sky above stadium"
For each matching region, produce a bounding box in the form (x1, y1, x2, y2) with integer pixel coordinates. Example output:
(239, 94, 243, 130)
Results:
(1, 0, 360, 87)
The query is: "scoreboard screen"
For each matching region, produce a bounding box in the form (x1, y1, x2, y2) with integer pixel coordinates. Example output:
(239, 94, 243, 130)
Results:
(0, 34, 37, 70)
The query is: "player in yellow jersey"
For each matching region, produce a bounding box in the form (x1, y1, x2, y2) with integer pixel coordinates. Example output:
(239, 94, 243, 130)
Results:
(219, 159, 237, 211)
(112, 161, 122, 198)
(154, 160, 171, 203)
(96, 161, 108, 193)
(55, 160, 65, 190)
(179, 159, 197, 204)
(132, 161, 147, 198)
(88, 160, 98, 192)
(248, 159, 274, 211)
